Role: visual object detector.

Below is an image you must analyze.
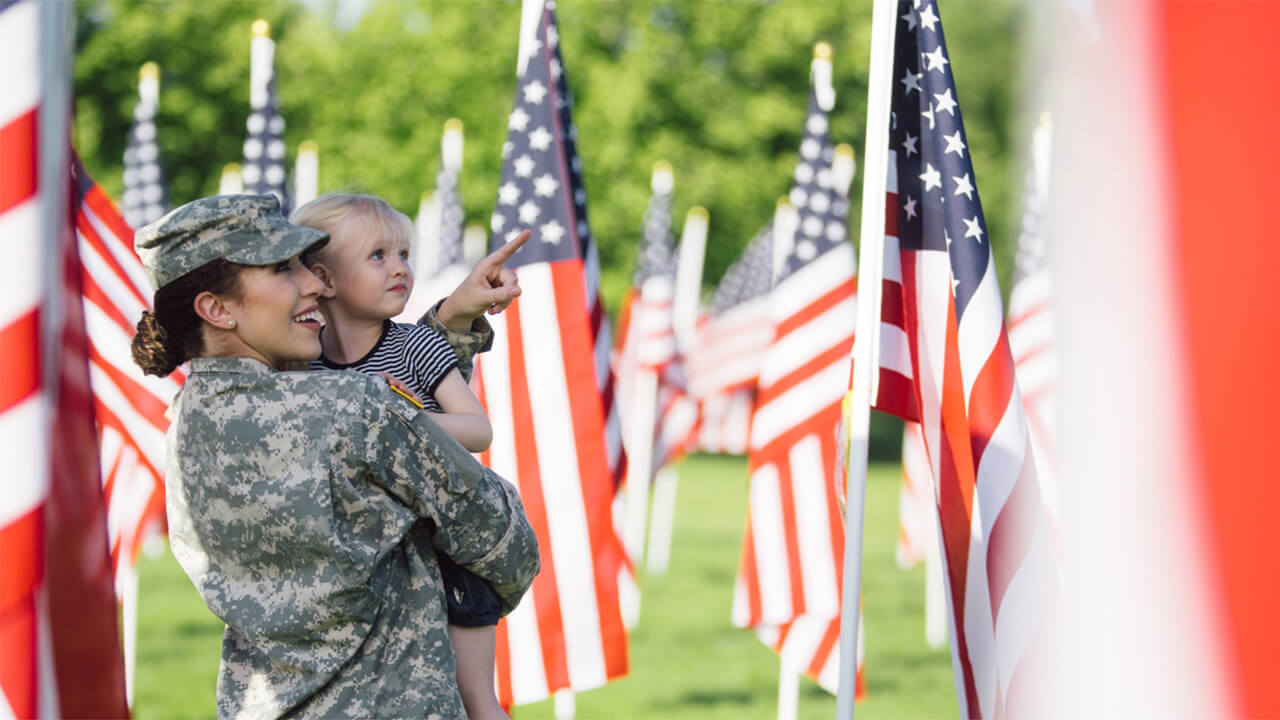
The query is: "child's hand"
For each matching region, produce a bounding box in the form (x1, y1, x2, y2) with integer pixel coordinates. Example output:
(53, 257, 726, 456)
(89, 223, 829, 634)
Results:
(375, 372, 425, 408)
(439, 230, 530, 329)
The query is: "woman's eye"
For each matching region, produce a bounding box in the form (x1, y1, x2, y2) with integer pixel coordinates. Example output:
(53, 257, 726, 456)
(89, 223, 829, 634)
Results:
(274, 260, 291, 272)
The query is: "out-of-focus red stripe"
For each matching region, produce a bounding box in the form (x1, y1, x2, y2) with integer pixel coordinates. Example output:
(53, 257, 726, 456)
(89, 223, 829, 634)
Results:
(0, 108, 38, 213)
(1160, 2, 1280, 716)
(0, 310, 41, 412)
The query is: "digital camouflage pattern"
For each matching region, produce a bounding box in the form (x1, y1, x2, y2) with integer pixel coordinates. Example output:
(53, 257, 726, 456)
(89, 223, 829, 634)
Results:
(165, 312, 537, 719)
(135, 194, 329, 291)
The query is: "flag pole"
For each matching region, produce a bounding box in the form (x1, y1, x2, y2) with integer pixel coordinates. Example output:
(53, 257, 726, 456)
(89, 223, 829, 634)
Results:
(293, 140, 318, 207)
(836, 0, 897, 717)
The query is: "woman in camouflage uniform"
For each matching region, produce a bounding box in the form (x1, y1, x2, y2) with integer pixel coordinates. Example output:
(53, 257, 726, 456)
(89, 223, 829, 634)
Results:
(130, 194, 539, 719)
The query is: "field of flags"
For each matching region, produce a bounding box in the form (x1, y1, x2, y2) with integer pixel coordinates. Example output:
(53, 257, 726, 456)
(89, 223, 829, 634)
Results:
(4, 0, 1280, 719)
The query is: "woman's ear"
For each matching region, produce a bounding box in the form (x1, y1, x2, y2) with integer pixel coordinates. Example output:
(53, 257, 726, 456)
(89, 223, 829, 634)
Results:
(309, 262, 338, 299)
(193, 291, 236, 330)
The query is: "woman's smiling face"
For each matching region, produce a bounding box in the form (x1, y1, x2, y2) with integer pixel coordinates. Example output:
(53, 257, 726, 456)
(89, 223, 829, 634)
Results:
(219, 255, 327, 368)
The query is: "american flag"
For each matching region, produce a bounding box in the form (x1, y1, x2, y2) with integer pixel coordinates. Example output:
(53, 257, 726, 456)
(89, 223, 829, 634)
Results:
(241, 19, 288, 211)
(1007, 114, 1060, 533)
(76, 157, 181, 602)
(436, 118, 466, 272)
(1, 2, 128, 714)
(474, 0, 627, 705)
(614, 162, 697, 477)
(121, 62, 167, 229)
(871, 2, 1062, 715)
(731, 43, 860, 696)
(400, 120, 469, 325)
(688, 224, 773, 454)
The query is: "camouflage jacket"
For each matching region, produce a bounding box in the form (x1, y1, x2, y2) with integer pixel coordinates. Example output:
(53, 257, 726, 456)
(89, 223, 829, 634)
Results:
(165, 311, 538, 719)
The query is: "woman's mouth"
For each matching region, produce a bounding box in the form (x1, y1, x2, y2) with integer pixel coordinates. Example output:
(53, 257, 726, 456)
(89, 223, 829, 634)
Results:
(293, 308, 324, 331)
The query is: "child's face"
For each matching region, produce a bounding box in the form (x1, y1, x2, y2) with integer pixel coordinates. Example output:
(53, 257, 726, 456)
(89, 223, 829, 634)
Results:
(324, 215, 414, 321)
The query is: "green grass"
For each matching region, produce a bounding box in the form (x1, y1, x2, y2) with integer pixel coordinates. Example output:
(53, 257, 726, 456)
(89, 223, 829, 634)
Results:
(133, 456, 957, 719)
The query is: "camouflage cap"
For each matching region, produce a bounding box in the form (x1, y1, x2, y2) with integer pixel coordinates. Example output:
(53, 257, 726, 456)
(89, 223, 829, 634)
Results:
(135, 194, 329, 291)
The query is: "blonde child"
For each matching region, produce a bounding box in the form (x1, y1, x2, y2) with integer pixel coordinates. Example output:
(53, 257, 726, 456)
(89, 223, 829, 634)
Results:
(292, 193, 508, 719)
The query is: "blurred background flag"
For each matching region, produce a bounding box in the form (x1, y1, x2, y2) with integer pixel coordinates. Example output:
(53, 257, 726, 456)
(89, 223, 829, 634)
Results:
(120, 61, 167, 229)
(689, 223, 773, 454)
(865, 2, 1063, 715)
(400, 119, 469, 324)
(1, 1, 128, 714)
(474, 0, 628, 708)
(732, 42, 861, 706)
(241, 19, 288, 210)
(436, 118, 466, 273)
(75, 155, 183, 705)
(1006, 112, 1060, 533)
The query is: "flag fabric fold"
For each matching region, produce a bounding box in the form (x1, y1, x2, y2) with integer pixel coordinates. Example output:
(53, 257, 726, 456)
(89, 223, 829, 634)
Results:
(476, 0, 628, 706)
(870, 2, 1063, 715)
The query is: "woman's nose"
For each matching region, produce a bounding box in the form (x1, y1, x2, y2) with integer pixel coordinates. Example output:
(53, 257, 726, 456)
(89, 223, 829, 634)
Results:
(298, 264, 325, 296)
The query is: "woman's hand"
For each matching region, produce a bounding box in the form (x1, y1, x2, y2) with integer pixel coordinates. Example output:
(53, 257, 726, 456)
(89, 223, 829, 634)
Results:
(438, 229, 530, 331)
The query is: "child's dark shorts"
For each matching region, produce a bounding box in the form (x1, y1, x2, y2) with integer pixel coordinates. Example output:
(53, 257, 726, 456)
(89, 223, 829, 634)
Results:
(437, 551, 504, 627)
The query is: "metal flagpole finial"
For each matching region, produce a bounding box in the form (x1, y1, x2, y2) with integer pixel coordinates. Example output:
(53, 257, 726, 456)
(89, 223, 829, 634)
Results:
(298, 139, 318, 155)
(686, 205, 708, 222)
(442, 119, 464, 172)
(138, 61, 160, 103)
(814, 41, 833, 60)
(252, 18, 270, 38)
(812, 43, 836, 112)
(219, 163, 244, 195)
(651, 160, 674, 194)
(832, 143, 857, 198)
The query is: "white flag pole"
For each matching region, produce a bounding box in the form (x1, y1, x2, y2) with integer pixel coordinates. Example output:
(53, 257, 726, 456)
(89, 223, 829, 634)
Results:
(836, 0, 897, 717)
(218, 163, 244, 195)
(293, 140, 318, 207)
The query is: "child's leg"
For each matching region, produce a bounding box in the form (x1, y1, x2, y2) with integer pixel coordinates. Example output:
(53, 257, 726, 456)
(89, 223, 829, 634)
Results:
(451, 623, 508, 719)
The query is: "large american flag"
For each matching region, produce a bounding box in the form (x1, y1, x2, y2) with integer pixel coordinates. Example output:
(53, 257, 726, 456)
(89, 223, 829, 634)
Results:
(76, 157, 180, 598)
(614, 164, 697, 477)
(688, 224, 774, 454)
(1, 2, 128, 714)
(731, 45, 860, 696)
(871, 2, 1062, 715)
(241, 19, 288, 211)
(121, 62, 167, 230)
(474, 0, 627, 706)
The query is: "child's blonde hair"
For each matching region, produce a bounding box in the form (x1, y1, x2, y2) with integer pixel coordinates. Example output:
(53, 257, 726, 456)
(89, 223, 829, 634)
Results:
(291, 193, 415, 264)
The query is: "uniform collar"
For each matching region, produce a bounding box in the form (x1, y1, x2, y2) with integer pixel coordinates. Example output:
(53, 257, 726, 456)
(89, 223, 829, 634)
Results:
(189, 356, 277, 375)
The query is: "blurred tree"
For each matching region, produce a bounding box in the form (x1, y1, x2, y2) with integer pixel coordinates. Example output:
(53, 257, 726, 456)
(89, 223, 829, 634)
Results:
(73, 0, 1023, 338)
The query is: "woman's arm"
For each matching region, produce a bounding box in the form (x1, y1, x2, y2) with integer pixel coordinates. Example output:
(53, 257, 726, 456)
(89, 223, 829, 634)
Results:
(428, 368, 492, 453)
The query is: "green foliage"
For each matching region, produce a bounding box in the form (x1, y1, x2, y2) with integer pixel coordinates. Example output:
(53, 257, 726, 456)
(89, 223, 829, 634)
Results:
(132, 456, 956, 718)
(73, 0, 1026, 315)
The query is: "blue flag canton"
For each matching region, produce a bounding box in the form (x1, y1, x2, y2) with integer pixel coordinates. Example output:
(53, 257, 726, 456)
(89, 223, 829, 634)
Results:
(779, 83, 851, 279)
(634, 187, 676, 287)
(710, 222, 774, 315)
(243, 73, 289, 212)
(436, 162, 465, 268)
(891, 0, 990, 318)
(490, 1, 593, 270)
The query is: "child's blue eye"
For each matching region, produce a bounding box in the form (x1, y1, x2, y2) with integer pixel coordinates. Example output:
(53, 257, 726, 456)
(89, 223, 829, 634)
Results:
(399, 250, 410, 261)
(371, 250, 384, 260)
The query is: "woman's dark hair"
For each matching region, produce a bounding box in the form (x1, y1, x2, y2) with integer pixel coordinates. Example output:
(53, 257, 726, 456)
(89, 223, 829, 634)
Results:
(131, 259, 242, 376)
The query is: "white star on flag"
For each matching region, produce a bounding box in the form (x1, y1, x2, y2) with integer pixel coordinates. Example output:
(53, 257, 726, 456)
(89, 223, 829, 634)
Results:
(904, 195, 918, 220)
(934, 88, 958, 116)
(918, 3, 939, 31)
(519, 200, 541, 224)
(953, 172, 975, 200)
(943, 129, 966, 157)
(920, 162, 942, 192)
(924, 45, 949, 73)
(509, 107, 530, 131)
(807, 113, 828, 134)
(499, 182, 521, 206)
(534, 173, 559, 197)
(529, 126, 553, 151)
(901, 67, 923, 95)
(963, 215, 985, 242)
(514, 154, 535, 177)
(523, 79, 548, 105)
(903, 131, 919, 157)
(540, 218, 565, 244)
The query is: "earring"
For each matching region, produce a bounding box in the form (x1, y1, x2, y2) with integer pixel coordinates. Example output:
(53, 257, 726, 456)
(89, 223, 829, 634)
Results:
(226, 320, 236, 328)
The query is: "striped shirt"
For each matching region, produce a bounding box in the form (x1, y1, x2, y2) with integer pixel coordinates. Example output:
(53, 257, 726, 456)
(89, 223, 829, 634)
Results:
(311, 321, 458, 412)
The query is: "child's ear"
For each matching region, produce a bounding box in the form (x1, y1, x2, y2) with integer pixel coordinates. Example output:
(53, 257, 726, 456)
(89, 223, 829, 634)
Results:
(309, 262, 338, 299)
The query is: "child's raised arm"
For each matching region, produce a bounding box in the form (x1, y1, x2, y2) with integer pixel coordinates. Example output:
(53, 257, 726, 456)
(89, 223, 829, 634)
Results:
(428, 369, 492, 453)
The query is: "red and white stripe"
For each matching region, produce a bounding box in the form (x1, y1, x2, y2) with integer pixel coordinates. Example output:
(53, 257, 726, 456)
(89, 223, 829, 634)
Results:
(693, 387, 753, 456)
(732, 241, 856, 635)
(757, 607, 864, 699)
(877, 149, 1062, 716)
(0, 3, 56, 714)
(476, 261, 628, 707)
(583, 242, 625, 487)
(687, 294, 773, 402)
(75, 175, 179, 588)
